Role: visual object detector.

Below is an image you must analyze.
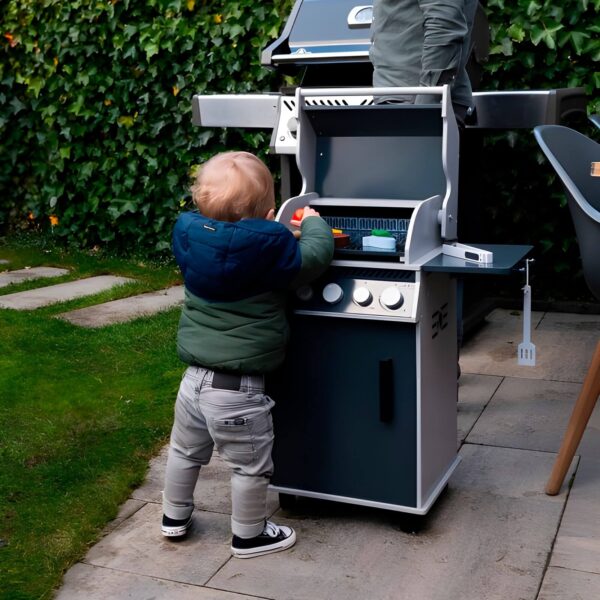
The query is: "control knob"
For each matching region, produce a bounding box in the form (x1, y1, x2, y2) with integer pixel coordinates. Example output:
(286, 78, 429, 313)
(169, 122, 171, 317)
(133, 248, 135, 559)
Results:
(352, 286, 373, 306)
(296, 285, 314, 302)
(322, 283, 344, 305)
(380, 286, 404, 310)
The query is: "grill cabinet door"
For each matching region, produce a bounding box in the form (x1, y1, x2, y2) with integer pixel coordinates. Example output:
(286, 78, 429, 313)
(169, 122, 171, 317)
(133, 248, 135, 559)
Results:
(268, 315, 418, 508)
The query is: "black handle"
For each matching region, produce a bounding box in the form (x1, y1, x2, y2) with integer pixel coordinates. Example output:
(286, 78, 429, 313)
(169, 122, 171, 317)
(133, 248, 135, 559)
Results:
(379, 358, 394, 423)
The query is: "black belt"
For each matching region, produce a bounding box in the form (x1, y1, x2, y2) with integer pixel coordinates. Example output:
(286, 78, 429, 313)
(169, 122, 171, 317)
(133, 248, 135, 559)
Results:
(211, 371, 242, 391)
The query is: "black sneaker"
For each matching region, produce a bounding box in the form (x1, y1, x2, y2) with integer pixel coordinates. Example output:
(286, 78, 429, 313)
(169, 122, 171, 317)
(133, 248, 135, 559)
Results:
(161, 514, 192, 538)
(231, 520, 296, 558)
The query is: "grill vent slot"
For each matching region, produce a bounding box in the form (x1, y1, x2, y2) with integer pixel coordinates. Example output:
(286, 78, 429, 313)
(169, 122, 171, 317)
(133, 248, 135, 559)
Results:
(328, 267, 415, 283)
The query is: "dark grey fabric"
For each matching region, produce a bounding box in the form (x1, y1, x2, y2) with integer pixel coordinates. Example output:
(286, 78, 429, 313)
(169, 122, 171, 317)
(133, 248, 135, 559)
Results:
(370, 0, 477, 109)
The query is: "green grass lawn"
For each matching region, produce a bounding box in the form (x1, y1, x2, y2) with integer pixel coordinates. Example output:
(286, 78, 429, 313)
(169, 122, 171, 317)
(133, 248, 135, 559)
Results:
(0, 238, 185, 599)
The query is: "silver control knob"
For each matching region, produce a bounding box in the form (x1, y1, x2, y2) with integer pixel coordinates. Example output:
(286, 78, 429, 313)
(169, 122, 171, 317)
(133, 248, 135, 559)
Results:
(353, 286, 373, 306)
(380, 286, 404, 310)
(296, 285, 314, 302)
(322, 283, 344, 305)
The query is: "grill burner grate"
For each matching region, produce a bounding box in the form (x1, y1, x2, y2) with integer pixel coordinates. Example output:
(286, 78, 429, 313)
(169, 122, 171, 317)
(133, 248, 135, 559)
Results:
(322, 215, 410, 249)
(322, 215, 410, 260)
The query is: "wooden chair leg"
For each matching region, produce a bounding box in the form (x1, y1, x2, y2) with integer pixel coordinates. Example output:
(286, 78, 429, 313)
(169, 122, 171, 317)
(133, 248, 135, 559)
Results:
(546, 340, 600, 495)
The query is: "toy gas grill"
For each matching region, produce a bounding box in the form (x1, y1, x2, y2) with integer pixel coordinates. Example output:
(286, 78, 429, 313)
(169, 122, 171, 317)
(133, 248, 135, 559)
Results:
(191, 0, 585, 515)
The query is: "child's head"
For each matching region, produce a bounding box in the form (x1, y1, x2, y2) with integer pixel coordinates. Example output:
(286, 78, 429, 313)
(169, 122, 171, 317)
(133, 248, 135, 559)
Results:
(191, 151, 275, 222)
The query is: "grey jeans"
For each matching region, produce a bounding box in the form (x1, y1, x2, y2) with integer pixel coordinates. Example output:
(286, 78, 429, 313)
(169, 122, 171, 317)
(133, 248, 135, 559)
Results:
(163, 366, 275, 538)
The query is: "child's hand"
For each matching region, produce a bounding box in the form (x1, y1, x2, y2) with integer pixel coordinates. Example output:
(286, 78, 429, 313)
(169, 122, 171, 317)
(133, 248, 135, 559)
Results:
(300, 206, 320, 221)
(290, 206, 320, 227)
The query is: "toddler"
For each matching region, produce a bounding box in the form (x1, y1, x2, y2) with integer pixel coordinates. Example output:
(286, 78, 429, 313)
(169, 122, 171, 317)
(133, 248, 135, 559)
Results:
(161, 151, 333, 558)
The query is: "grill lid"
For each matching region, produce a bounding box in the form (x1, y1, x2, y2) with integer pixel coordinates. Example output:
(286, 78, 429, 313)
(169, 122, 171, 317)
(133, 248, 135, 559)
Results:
(262, 0, 372, 67)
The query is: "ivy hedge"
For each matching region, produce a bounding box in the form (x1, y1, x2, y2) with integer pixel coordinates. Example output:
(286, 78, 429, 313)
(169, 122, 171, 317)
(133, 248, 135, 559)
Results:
(0, 0, 599, 296)
(0, 0, 294, 252)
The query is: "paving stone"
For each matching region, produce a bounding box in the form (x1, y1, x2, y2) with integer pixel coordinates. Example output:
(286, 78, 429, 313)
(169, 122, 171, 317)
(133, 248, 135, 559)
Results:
(549, 457, 600, 575)
(207, 445, 573, 600)
(0, 275, 133, 310)
(0, 259, 10, 264)
(57, 285, 184, 327)
(537, 312, 600, 333)
(56, 563, 262, 600)
(101, 499, 146, 536)
(538, 566, 600, 600)
(485, 307, 546, 327)
(84, 502, 232, 586)
(457, 373, 502, 446)
(466, 377, 600, 455)
(460, 309, 597, 383)
(132, 445, 280, 516)
(0, 266, 69, 288)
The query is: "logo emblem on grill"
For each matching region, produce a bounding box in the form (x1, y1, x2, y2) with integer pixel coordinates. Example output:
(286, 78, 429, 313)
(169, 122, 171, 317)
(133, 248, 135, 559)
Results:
(431, 303, 449, 339)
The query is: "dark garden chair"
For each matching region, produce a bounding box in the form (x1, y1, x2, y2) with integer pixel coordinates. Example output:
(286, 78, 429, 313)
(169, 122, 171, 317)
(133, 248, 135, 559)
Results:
(533, 124, 600, 495)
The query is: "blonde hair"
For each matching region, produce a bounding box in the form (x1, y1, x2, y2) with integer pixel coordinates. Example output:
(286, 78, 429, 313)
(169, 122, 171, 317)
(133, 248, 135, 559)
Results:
(191, 151, 275, 222)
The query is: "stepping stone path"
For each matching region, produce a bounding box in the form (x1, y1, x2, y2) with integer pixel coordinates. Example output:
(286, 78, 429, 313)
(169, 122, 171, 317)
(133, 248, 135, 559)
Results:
(0, 266, 69, 288)
(0, 275, 134, 310)
(0, 264, 183, 326)
(58, 285, 184, 327)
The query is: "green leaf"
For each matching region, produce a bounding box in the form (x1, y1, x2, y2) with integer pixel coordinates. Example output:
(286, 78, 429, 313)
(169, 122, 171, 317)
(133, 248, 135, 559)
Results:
(570, 31, 590, 54)
(143, 42, 159, 59)
(507, 23, 525, 43)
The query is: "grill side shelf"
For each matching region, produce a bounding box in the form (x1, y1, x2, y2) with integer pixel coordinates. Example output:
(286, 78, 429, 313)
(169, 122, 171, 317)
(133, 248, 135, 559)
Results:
(421, 244, 533, 275)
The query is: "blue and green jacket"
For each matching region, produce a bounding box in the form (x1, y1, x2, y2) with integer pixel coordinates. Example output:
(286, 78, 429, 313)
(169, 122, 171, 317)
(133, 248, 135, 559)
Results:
(173, 211, 333, 374)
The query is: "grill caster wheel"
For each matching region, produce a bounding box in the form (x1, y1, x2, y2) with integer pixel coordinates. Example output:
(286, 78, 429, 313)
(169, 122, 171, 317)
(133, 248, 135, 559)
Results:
(395, 513, 426, 534)
(279, 493, 297, 510)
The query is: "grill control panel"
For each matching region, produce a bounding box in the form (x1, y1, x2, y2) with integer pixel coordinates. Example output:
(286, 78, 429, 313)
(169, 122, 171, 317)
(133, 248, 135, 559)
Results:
(294, 278, 419, 321)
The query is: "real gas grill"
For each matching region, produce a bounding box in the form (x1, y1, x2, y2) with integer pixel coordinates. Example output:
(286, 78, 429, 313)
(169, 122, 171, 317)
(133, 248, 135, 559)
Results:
(191, 0, 583, 515)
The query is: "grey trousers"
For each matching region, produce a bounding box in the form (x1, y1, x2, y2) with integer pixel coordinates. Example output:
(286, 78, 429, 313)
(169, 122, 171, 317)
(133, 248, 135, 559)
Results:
(162, 366, 275, 538)
(370, 0, 477, 110)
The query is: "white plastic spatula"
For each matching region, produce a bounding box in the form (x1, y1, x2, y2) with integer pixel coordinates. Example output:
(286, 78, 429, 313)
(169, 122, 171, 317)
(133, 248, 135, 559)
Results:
(518, 259, 536, 366)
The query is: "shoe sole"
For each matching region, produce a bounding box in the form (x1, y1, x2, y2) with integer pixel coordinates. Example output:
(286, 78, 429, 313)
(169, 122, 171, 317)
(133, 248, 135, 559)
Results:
(231, 530, 296, 559)
(161, 517, 192, 538)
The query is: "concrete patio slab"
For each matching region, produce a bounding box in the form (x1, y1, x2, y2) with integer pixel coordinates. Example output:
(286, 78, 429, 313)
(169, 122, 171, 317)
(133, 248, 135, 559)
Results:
(538, 566, 600, 600)
(457, 373, 502, 445)
(0, 276, 133, 310)
(549, 457, 600, 575)
(460, 309, 598, 383)
(102, 499, 146, 536)
(0, 266, 69, 288)
(132, 446, 280, 516)
(84, 503, 232, 586)
(537, 311, 600, 333)
(207, 445, 572, 600)
(57, 285, 184, 327)
(466, 377, 600, 455)
(55, 563, 262, 600)
(485, 307, 546, 327)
